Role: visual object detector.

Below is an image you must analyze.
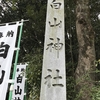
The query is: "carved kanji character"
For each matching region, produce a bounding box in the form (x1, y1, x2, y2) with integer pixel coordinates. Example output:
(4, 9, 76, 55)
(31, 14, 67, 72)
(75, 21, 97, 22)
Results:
(46, 38, 63, 58)
(44, 69, 64, 88)
(44, 69, 52, 88)
(46, 38, 54, 52)
(52, 69, 64, 87)
(54, 38, 63, 58)
(50, 0, 62, 9)
(49, 18, 62, 28)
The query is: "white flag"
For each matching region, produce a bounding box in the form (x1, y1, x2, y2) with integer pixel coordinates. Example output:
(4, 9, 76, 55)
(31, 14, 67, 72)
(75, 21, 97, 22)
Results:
(0, 23, 20, 100)
(12, 64, 26, 100)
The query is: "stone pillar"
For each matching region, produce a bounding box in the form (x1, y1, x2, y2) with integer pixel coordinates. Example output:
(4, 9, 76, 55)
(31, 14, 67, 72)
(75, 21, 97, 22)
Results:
(40, 0, 66, 100)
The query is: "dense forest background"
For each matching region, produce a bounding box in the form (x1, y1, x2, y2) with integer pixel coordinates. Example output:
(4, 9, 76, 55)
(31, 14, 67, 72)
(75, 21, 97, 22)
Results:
(0, 0, 100, 100)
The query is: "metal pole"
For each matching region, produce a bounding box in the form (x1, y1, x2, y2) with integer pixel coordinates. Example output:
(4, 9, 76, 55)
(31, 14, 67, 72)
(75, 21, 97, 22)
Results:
(8, 19, 24, 100)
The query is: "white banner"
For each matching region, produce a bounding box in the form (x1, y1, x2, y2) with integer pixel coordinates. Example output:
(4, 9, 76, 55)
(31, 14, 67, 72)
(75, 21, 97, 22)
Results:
(12, 64, 26, 100)
(0, 23, 20, 100)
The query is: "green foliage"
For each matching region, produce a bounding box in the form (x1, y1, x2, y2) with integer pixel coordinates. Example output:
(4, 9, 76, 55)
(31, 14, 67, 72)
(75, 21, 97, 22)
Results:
(66, 76, 76, 100)
(0, 0, 100, 100)
(92, 59, 100, 100)
(92, 86, 100, 100)
(26, 49, 43, 100)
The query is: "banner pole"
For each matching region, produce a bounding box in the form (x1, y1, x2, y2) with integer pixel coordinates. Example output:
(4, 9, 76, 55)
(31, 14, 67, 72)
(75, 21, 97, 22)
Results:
(8, 19, 24, 100)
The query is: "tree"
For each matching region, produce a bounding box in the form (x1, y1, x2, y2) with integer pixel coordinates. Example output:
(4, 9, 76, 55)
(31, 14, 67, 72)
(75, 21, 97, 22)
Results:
(0, 0, 46, 100)
(0, 0, 100, 100)
(75, 0, 95, 100)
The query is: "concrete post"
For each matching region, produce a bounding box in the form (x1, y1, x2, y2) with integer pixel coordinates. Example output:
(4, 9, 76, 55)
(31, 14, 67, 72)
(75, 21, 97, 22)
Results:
(40, 0, 66, 100)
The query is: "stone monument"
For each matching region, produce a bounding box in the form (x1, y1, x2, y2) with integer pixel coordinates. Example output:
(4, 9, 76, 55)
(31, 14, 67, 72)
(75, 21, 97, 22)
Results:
(40, 0, 66, 100)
